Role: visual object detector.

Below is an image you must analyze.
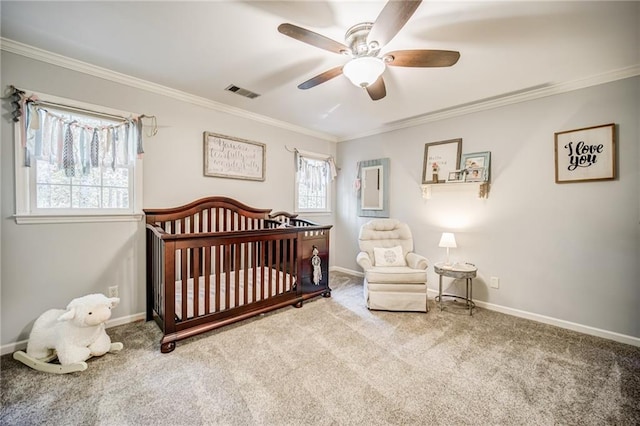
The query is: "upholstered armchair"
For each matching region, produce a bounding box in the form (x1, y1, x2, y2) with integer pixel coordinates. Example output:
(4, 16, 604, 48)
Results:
(357, 219, 430, 312)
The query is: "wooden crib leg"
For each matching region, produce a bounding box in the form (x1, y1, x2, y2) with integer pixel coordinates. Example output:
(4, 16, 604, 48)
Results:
(160, 341, 176, 353)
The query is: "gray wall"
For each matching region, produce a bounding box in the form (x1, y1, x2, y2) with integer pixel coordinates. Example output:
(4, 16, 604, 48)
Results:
(0, 51, 336, 348)
(1, 49, 638, 350)
(336, 76, 640, 339)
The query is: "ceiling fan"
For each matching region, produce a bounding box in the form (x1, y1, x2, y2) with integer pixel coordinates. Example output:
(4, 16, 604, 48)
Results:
(278, 0, 460, 101)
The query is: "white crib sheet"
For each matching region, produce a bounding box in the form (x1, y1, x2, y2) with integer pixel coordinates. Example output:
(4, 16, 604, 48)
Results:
(175, 266, 295, 319)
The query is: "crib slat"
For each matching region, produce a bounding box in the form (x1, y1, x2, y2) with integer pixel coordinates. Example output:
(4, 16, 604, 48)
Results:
(252, 241, 258, 302)
(243, 242, 249, 304)
(259, 240, 266, 300)
(224, 244, 231, 310)
(234, 243, 241, 308)
(275, 239, 281, 295)
(267, 240, 274, 298)
(213, 208, 218, 232)
(149, 232, 163, 319)
(181, 248, 188, 319)
(262, 240, 267, 299)
(204, 245, 211, 314)
(165, 241, 177, 334)
(283, 238, 289, 291)
(289, 238, 298, 290)
(215, 244, 221, 312)
(193, 246, 200, 317)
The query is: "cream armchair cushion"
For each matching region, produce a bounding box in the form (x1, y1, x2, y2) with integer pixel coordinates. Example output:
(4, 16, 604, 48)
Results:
(373, 246, 406, 266)
(357, 219, 429, 312)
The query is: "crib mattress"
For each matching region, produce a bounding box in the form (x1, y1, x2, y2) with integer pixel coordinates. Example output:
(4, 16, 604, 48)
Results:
(175, 266, 294, 319)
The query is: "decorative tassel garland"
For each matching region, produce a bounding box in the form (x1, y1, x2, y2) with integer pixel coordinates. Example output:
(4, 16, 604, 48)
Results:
(8, 86, 153, 177)
(136, 118, 144, 156)
(78, 128, 88, 175)
(62, 124, 75, 177)
(90, 129, 99, 167)
(10, 87, 25, 122)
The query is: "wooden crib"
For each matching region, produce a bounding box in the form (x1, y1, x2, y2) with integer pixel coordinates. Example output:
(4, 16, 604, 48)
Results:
(145, 196, 331, 353)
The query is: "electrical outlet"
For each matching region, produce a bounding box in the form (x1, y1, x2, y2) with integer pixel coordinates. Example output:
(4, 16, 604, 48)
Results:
(108, 285, 119, 298)
(490, 277, 500, 289)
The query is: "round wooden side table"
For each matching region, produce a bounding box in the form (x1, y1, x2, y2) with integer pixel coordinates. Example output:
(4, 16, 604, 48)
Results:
(434, 262, 477, 316)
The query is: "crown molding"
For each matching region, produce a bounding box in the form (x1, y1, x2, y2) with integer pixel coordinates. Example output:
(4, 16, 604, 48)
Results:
(0, 38, 338, 142)
(3, 38, 637, 144)
(339, 64, 640, 142)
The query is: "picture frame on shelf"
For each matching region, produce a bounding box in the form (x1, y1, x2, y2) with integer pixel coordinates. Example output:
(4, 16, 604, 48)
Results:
(460, 151, 490, 182)
(554, 123, 615, 183)
(465, 167, 485, 182)
(422, 138, 462, 184)
(447, 169, 466, 183)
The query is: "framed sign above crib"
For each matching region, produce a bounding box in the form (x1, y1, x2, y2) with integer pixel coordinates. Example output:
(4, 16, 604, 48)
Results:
(203, 132, 266, 181)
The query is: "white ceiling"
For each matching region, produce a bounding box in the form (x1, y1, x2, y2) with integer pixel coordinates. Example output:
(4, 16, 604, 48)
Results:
(1, 1, 638, 141)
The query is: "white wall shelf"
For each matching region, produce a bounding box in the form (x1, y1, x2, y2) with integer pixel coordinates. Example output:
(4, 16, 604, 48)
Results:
(421, 182, 490, 199)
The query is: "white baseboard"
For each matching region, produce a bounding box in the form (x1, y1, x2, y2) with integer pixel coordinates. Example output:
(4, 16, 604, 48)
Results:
(333, 267, 640, 348)
(330, 265, 364, 277)
(4, 275, 638, 355)
(1, 312, 146, 356)
(471, 300, 640, 347)
(106, 312, 146, 328)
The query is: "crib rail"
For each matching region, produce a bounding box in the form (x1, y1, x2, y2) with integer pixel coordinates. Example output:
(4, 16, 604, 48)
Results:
(145, 196, 272, 234)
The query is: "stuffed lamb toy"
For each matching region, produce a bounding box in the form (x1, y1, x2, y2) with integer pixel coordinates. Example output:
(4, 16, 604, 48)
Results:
(18, 293, 122, 372)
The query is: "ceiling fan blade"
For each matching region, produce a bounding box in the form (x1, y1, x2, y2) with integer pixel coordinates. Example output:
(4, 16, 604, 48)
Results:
(366, 77, 386, 101)
(385, 49, 460, 67)
(298, 66, 344, 90)
(367, 0, 422, 49)
(278, 23, 351, 55)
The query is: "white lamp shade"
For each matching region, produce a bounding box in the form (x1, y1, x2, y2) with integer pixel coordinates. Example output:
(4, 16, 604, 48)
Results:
(438, 232, 457, 248)
(343, 57, 385, 88)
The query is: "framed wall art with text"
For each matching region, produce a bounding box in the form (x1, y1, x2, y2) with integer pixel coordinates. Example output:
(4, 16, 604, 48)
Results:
(203, 132, 265, 181)
(554, 123, 616, 183)
(422, 138, 462, 184)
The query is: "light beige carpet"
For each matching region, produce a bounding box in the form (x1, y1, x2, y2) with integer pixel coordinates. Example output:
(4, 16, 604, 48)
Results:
(1, 272, 639, 425)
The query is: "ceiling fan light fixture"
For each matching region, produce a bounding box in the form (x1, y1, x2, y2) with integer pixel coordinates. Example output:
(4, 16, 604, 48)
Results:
(343, 56, 386, 88)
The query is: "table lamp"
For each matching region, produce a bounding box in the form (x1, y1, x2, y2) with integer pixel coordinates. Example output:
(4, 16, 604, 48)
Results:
(438, 232, 457, 265)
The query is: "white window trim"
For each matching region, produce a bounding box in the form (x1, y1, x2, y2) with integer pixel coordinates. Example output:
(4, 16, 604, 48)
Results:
(13, 92, 144, 224)
(294, 149, 333, 214)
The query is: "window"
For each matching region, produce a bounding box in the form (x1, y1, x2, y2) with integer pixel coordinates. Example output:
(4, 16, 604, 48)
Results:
(14, 91, 144, 223)
(294, 151, 335, 213)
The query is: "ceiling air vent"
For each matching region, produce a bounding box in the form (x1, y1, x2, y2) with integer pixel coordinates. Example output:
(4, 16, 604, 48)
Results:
(225, 84, 261, 99)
